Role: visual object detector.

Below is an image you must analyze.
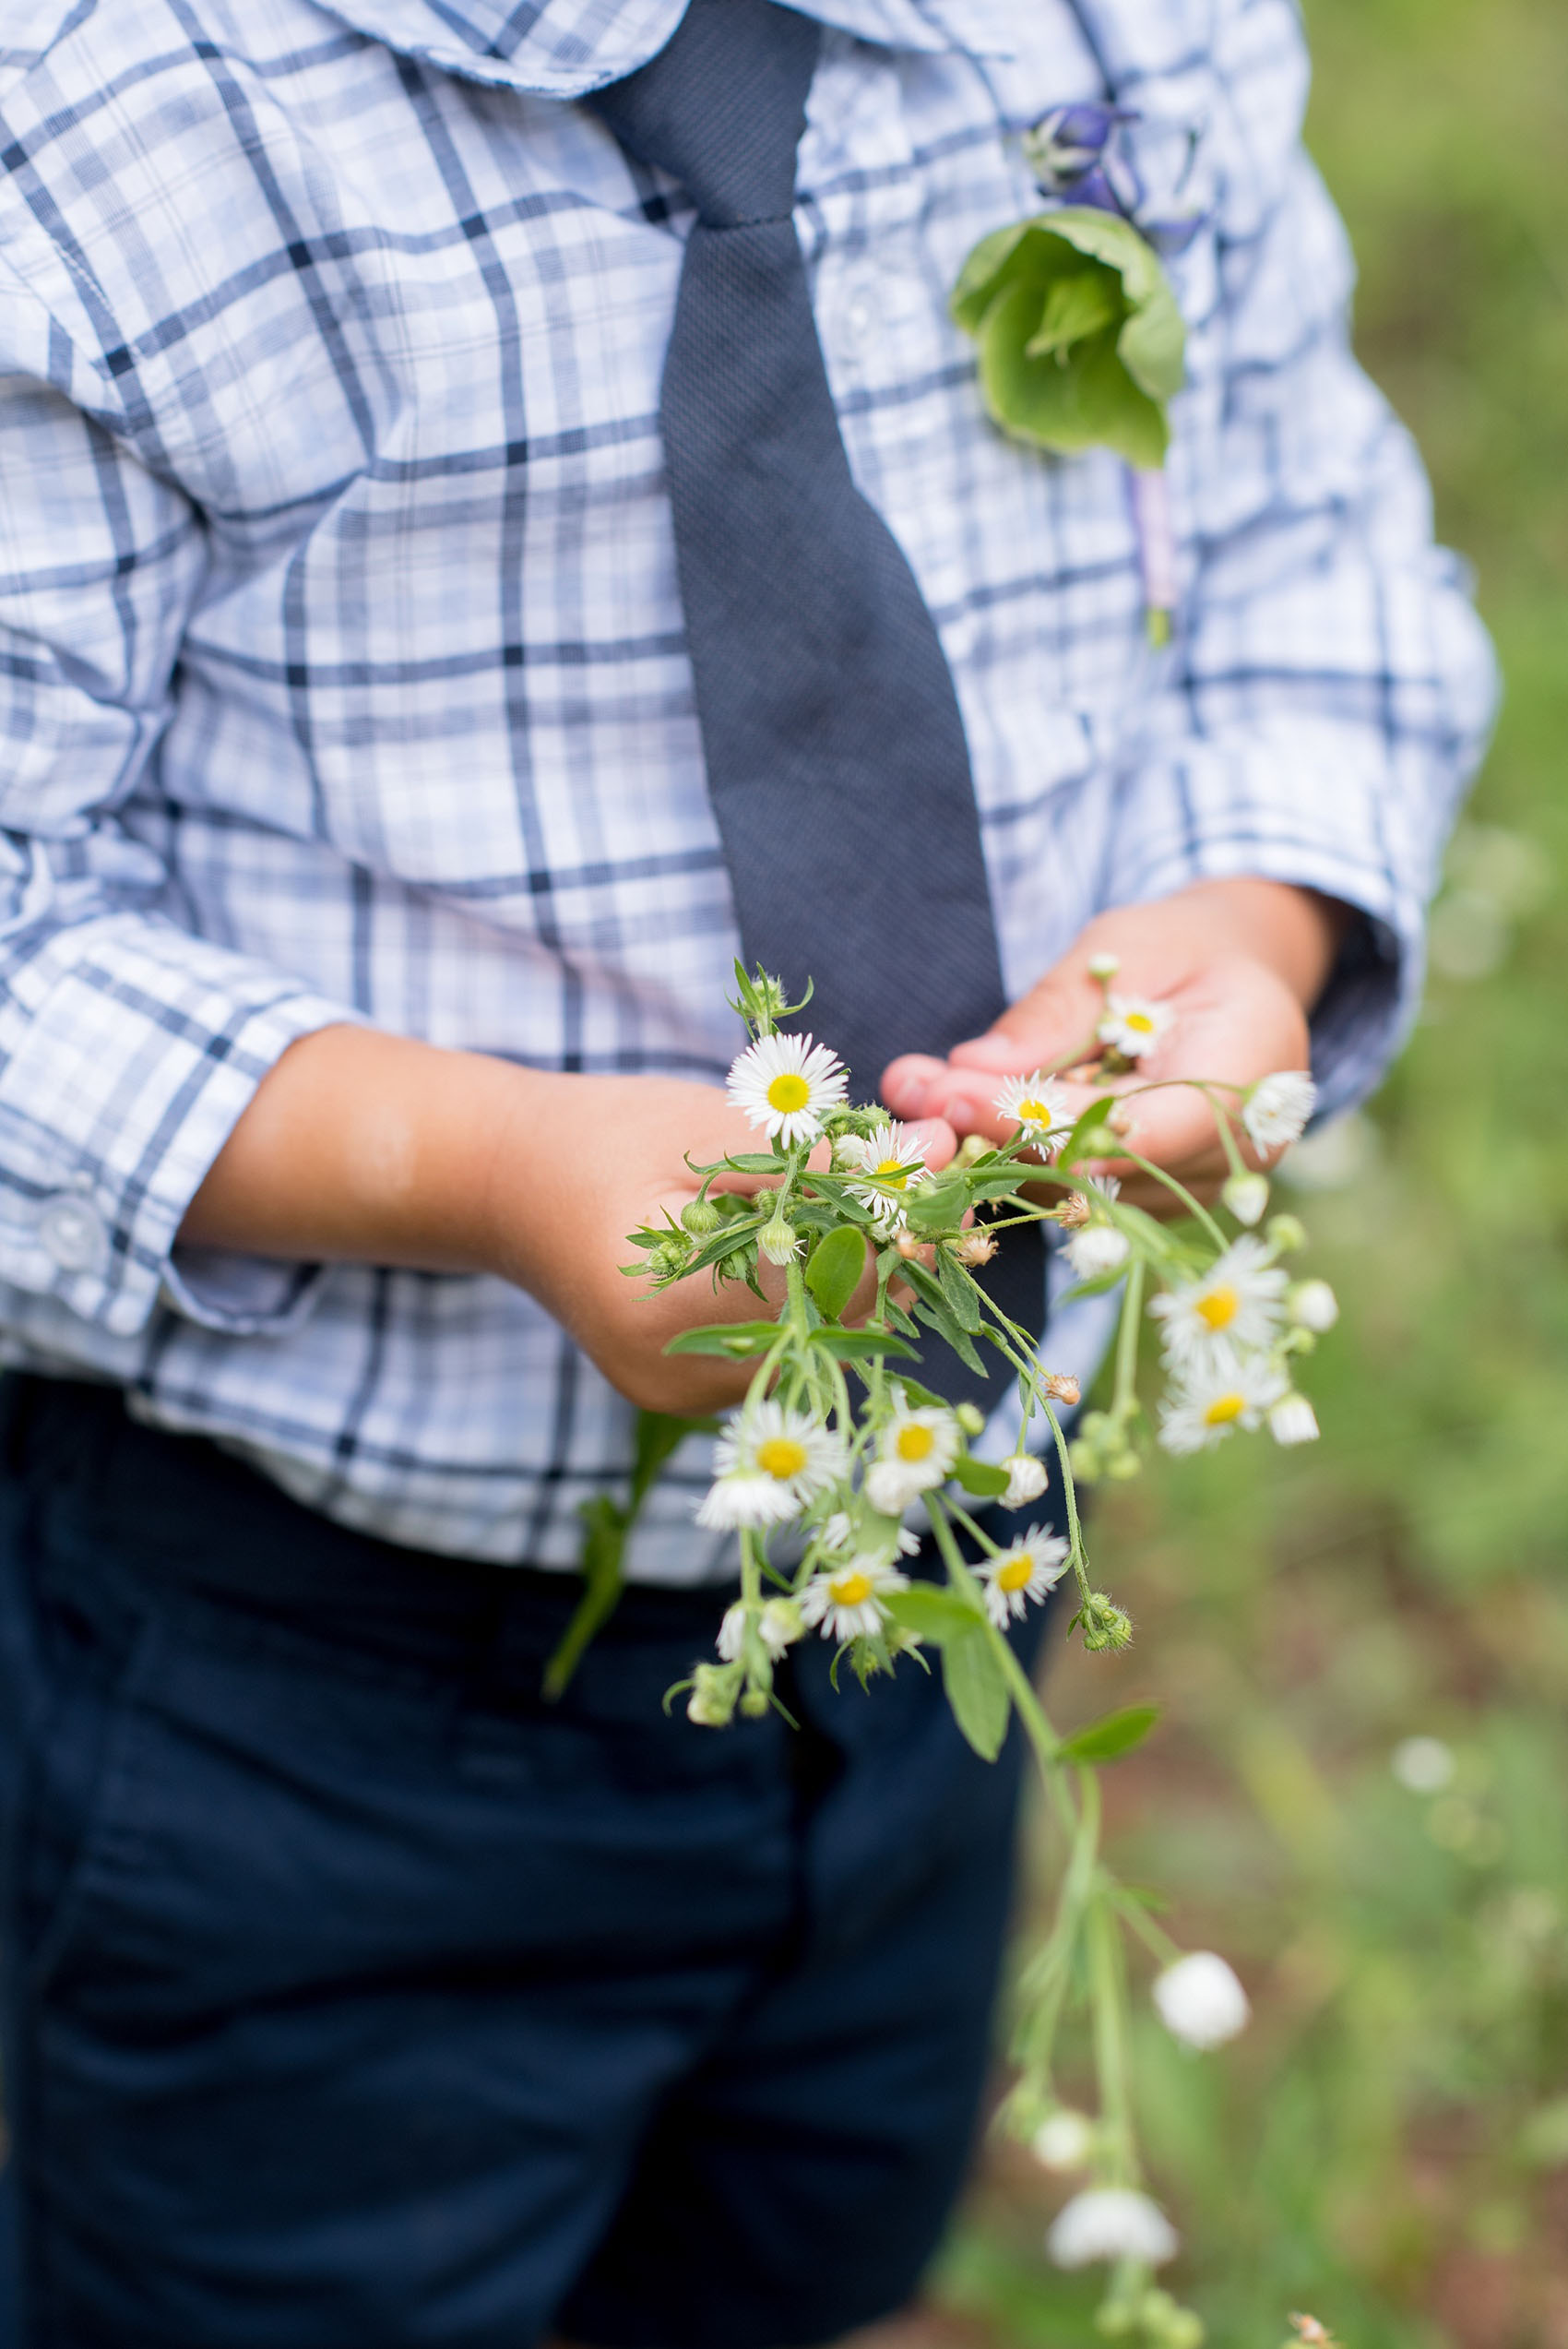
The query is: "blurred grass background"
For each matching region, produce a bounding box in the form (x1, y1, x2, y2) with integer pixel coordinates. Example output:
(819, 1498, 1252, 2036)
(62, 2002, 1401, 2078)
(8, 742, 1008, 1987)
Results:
(930, 0, 1568, 2341)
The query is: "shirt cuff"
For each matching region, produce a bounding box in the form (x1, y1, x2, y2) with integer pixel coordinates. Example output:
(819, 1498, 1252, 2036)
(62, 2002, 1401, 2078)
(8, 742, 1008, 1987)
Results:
(0, 914, 355, 1340)
(1106, 724, 1425, 1123)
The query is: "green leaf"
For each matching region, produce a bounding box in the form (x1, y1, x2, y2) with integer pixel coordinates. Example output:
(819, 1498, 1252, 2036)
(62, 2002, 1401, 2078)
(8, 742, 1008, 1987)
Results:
(808, 1327, 918, 1361)
(1057, 1703, 1161, 1766)
(664, 1321, 782, 1358)
(952, 1454, 1011, 1497)
(1057, 1093, 1121, 1169)
(903, 1176, 971, 1231)
(543, 1495, 628, 1700)
(805, 1222, 867, 1320)
(1025, 260, 1123, 358)
(630, 1408, 715, 1509)
(936, 1244, 984, 1332)
(913, 1292, 986, 1377)
(943, 1626, 1013, 1761)
(885, 1584, 986, 1645)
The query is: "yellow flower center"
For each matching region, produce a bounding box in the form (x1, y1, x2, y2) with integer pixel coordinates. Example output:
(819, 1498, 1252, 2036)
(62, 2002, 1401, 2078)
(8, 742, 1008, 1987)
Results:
(997, 1554, 1035, 1592)
(895, 1424, 936, 1462)
(1124, 1011, 1156, 1033)
(1017, 1097, 1052, 1127)
(874, 1158, 909, 1186)
(766, 1072, 811, 1115)
(755, 1436, 808, 1481)
(1196, 1284, 1239, 1331)
(829, 1570, 873, 1607)
(1204, 1392, 1247, 1427)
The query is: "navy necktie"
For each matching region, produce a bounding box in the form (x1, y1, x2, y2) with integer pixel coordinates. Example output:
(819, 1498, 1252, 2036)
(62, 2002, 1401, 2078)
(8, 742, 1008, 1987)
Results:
(590, 0, 1046, 1401)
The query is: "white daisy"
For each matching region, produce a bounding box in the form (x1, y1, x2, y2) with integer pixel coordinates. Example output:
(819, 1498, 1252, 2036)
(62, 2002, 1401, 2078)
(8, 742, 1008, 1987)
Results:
(1047, 2187, 1179, 2270)
(978, 1527, 1071, 1627)
(846, 1120, 928, 1229)
(992, 1070, 1074, 1148)
(1158, 1357, 1288, 1456)
(1241, 1069, 1317, 1154)
(726, 1031, 849, 1149)
(695, 1401, 846, 1529)
(1147, 1235, 1288, 1370)
(1097, 993, 1174, 1059)
(863, 1397, 961, 1514)
(798, 1556, 910, 1643)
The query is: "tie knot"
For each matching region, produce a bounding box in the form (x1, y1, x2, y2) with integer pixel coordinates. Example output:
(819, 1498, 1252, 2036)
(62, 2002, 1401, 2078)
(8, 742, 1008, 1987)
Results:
(588, 0, 821, 229)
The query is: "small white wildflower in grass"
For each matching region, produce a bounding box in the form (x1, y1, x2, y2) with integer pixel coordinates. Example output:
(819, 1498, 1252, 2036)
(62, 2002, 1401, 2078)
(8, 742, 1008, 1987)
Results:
(1242, 1069, 1317, 1154)
(1087, 950, 1121, 981)
(1148, 1234, 1288, 1370)
(1221, 1169, 1270, 1226)
(1031, 2109, 1095, 2171)
(1288, 1277, 1339, 1333)
(864, 1396, 961, 1514)
(992, 1071, 1074, 1148)
(1392, 1735, 1456, 1794)
(978, 1527, 1070, 1627)
(1064, 1224, 1131, 1281)
(1153, 1950, 1251, 2048)
(1158, 1356, 1287, 1455)
(798, 1556, 909, 1643)
(696, 1401, 845, 1529)
(847, 1120, 928, 1229)
(1269, 1392, 1320, 1447)
(727, 1031, 849, 1148)
(1097, 993, 1174, 1059)
(1003, 1453, 1049, 1508)
(1047, 2187, 1179, 2270)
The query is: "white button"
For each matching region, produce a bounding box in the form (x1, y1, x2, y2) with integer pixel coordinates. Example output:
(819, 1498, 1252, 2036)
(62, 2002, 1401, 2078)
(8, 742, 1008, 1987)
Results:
(37, 1193, 108, 1275)
(841, 276, 881, 345)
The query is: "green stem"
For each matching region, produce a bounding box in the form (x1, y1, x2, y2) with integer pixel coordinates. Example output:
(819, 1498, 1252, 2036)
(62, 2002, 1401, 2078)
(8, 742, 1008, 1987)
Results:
(1108, 1144, 1229, 1249)
(1087, 1876, 1138, 2187)
(1111, 1257, 1146, 1424)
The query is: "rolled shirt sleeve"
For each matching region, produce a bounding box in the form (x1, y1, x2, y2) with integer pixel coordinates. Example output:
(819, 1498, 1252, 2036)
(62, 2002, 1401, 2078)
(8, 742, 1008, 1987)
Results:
(1107, 0, 1498, 1118)
(0, 274, 354, 1340)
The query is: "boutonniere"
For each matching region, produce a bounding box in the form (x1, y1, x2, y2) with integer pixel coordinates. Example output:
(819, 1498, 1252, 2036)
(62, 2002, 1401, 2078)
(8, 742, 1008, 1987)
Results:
(951, 103, 1208, 641)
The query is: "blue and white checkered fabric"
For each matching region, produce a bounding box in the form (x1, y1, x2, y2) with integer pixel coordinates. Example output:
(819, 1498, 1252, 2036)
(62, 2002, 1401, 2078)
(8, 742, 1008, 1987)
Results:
(0, 0, 1495, 1572)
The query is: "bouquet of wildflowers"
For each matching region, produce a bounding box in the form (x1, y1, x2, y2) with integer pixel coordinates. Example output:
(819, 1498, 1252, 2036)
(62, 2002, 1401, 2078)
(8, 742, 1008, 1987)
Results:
(609, 962, 1334, 2348)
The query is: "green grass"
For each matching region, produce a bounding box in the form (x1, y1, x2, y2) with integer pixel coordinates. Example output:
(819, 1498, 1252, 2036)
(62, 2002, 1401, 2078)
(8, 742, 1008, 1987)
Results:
(940, 3, 1568, 2341)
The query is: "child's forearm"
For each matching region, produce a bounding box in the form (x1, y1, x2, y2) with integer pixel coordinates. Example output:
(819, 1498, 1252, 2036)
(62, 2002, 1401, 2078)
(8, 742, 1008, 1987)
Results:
(177, 1026, 537, 1275)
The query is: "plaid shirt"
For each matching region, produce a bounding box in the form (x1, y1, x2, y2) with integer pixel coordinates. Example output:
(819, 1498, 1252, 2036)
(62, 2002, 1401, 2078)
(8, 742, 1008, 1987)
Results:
(0, 0, 1494, 1573)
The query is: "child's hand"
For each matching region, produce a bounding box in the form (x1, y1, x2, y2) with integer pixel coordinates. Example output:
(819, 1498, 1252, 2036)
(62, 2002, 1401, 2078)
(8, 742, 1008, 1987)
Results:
(881, 879, 1344, 1215)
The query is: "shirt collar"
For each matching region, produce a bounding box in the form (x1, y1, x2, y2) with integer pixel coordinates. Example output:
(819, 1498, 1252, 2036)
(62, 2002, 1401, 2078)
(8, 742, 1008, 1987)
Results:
(306, 0, 1010, 99)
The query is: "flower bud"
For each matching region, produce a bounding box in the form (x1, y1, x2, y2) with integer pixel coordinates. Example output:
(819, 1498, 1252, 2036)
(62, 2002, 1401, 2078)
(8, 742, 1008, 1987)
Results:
(758, 1598, 804, 1655)
(1087, 950, 1121, 981)
(1287, 1278, 1339, 1332)
(832, 1133, 872, 1172)
(647, 1238, 690, 1282)
(956, 1401, 986, 1437)
(1268, 1392, 1320, 1447)
(1072, 1123, 1120, 1158)
(1048, 2187, 1178, 2270)
(722, 1247, 754, 1283)
(686, 1663, 738, 1728)
(739, 1687, 771, 1719)
(758, 1212, 799, 1267)
(1030, 2107, 1094, 2171)
(681, 1197, 722, 1237)
(1058, 1190, 1092, 1231)
(1265, 1211, 1308, 1254)
(1004, 1453, 1049, 1508)
(1077, 1591, 1133, 1651)
(1043, 1372, 1081, 1407)
(895, 1232, 921, 1260)
(1152, 1950, 1251, 2048)
(954, 1228, 998, 1267)
(1221, 1169, 1269, 1227)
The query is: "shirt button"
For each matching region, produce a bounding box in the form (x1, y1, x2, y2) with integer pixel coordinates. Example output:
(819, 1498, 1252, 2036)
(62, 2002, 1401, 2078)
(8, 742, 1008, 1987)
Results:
(38, 1194, 108, 1275)
(841, 278, 881, 345)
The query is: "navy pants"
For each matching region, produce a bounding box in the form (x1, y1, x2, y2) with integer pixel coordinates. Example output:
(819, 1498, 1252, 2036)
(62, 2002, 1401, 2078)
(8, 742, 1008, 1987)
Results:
(0, 1377, 1040, 2349)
